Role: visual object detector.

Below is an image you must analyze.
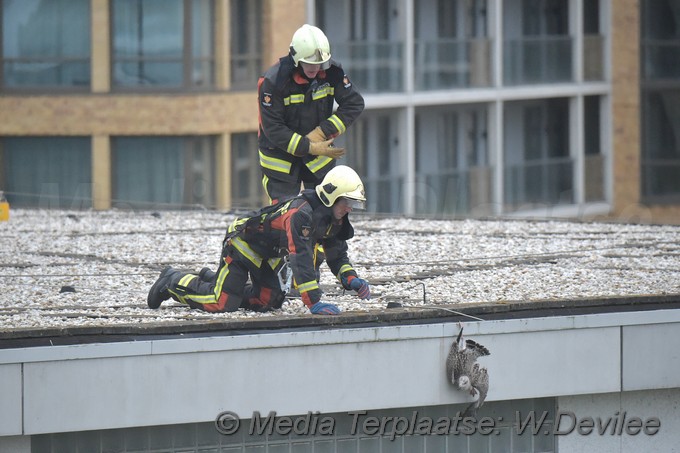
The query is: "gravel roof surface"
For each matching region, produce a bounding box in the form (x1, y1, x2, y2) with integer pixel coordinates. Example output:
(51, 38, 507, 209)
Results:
(1, 209, 679, 334)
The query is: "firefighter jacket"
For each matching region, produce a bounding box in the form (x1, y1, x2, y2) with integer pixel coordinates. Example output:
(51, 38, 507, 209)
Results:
(257, 55, 365, 183)
(226, 190, 358, 307)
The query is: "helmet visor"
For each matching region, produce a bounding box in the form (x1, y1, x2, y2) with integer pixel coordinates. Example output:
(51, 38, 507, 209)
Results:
(300, 49, 331, 68)
(339, 197, 366, 211)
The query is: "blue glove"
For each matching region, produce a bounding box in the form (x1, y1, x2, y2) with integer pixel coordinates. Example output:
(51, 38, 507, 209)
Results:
(310, 302, 341, 315)
(349, 277, 371, 300)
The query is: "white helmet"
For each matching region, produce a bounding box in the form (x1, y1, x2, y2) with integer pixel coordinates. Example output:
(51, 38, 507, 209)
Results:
(290, 24, 331, 70)
(316, 165, 366, 209)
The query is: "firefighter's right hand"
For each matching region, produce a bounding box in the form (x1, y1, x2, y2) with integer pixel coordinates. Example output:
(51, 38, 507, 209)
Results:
(309, 139, 346, 159)
(310, 301, 341, 315)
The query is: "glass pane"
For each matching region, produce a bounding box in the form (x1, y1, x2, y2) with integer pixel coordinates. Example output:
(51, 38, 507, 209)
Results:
(112, 136, 216, 209)
(503, 99, 573, 210)
(193, 0, 214, 58)
(112, 0, 184, 87)
(113, 137, 184, 208)
(141, 62, 183, 86)
(415, 38, 492, 90)
(113, 61, 183, 86)
(173, 423, 197, 447)
(504, 0, 573, 85)
(641, 89, 680, 199)
(52, 432, 78, 453)
(415, 106, 491, 216)
(583, 35, 604, 81)
(76, 430, 101, 452)
(124, 426, 149, 450)
(2, 0, 90, 87)
(344, 111, 403, 213)
(333, 41, 403, 93)
(312, 439, 334, 453)
(3, 137, 92, 208)
(30, 434, 52, 453)
(101, 429, 125, 451)
(642, 0, 680, 80)
(192, 0, 214, 87)
(231, 132, 261, 210)
(504, 37, 573, 85)
(3, 61, 90, 87)
(230, 0, 262, 88)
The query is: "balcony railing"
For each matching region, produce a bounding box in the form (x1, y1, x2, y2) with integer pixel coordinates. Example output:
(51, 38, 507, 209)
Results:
(414, 38, 492, 90)
(503, 158, 574, 209)
(416, 165, 494, 216)
(503, 36, 573, 85)
(332, 40, 403, 93)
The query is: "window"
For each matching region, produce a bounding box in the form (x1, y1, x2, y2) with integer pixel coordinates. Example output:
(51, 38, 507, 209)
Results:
(230, 0, 262, 90)
(1, 137, 91, 208)
(415, 105, 491, 216)
(112, 136, 216, 209)
(231, 132, 261, 209)
(414, 0, 491, 90)
(316, 0, 403, 93)
(641, 0, 680, 81)
(112, 0, 214, 89)
(641, 0, 680, 201)
(504, 98, 572, 210)
(503, 0, 572, 85)
(583, 0, 604, 81)
(343, 110, 403, 213)
(1, 0, 90, 90)
(641, 90, 680, 200)
(584, 95, 605, 202)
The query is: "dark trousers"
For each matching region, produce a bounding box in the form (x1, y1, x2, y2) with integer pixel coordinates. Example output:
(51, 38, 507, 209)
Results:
(167, 241, 286, 313)
(262, 163, 321, 204)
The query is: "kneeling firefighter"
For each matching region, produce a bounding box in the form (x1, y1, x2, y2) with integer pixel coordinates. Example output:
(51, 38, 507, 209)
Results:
(147, 165, 371, 315)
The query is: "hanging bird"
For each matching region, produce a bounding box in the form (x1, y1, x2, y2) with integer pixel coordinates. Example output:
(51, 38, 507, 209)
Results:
(446, 323, 490, 417)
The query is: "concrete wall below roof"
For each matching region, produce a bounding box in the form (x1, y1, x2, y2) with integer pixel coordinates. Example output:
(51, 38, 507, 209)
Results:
(0, 309, 679, 439)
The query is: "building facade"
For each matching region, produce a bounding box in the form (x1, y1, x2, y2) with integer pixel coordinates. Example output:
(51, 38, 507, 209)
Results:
(0, 0, 679, 223)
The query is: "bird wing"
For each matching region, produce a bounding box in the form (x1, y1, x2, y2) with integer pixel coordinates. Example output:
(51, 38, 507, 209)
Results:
(446, 337, 463, 385)
(470, 362, 489, 407)
(465, 339, 490, 360)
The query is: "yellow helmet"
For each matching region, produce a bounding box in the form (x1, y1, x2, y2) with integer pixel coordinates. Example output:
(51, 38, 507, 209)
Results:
(316, 165, 366, 209)
(289, 24, 331, 70)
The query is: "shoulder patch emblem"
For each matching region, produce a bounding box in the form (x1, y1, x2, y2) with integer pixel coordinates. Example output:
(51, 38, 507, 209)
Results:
(261, 93, 272, 107)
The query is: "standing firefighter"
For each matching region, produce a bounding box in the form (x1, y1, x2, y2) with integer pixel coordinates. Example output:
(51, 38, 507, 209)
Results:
(258, 24, 365, 204)
(147, 166, 371, 315)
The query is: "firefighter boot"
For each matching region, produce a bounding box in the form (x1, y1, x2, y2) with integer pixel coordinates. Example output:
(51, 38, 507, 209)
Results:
(147, 267, 175, 309)
(198, 267, 216, 282)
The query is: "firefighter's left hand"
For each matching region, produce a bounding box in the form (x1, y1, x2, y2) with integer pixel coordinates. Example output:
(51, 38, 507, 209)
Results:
(310, 301, 341, 315)
(306, 126, 327, 142)
(349, 277, 371, 300)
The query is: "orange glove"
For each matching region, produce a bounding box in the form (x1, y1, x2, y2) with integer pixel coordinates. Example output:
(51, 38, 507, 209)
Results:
(309, 139, 346, 159)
